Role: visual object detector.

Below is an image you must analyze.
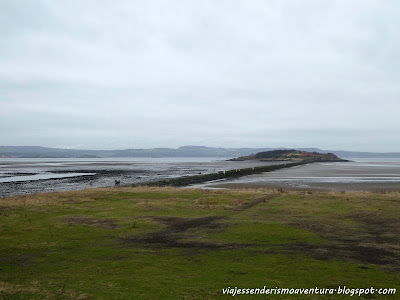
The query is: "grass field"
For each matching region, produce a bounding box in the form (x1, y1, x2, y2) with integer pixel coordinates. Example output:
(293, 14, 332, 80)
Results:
(0, 187, 399, 299)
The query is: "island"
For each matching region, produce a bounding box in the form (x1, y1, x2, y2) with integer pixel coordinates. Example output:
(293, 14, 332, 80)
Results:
(229, 149, 347, 162)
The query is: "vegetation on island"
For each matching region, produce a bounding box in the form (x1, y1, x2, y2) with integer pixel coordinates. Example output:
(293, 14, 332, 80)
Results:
(0, 187, 399, 299)
(230, 149, 346, 162)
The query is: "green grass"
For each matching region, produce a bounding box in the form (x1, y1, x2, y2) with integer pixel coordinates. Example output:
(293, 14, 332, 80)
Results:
(0, 187, 399, 299)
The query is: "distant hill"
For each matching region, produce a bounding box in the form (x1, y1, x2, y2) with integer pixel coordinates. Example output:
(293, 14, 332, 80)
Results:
(0, 145, 272, 158)
(230, 149, 345, 162)
(0, 146, 399, 159)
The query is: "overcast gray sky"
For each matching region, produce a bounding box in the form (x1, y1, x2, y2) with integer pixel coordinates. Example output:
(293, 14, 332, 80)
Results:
(1, 0, 399, 151)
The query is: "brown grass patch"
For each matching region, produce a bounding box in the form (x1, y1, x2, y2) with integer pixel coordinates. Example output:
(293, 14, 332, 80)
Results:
(284, 242, 397, 266)
(120, 215, 241, 250)
(152, 216, 224, 231)
(0, 188, 106, 207)
(0, 280, 90, 300)
(235, 195, 277, 211)
(0, 281, 40, 298)
(61, 215, 118, 229)
(0, 186, 195, 208)
(0, 186, 281, 208)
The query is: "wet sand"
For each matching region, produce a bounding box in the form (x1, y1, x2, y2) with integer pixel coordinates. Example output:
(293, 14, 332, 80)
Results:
(197, 161, 400, 192)
(0, 158, 283, 197)
(2, 159, 400, 197)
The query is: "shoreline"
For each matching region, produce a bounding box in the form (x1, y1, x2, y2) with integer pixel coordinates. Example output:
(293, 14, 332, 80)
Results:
(199, 182, 400, 193)
(0, 159, 287, 197)
(3, 158, 400, 197)
(139, 159, 325, 187)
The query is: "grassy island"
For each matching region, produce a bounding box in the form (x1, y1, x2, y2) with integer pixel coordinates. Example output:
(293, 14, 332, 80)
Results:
(229, 149, 346, 162)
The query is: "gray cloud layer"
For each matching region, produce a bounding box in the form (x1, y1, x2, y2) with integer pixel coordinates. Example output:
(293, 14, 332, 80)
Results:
(1, 0, 399, 151)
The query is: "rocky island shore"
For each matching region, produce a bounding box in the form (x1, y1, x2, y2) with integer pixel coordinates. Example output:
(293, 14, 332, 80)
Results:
(229, 149, 347, 162)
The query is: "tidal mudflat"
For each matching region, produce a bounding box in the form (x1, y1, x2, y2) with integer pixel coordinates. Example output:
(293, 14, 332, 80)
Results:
(2, 158, 400, 197)
(200, 160, 400, 192)
(0, 158, 283, 197)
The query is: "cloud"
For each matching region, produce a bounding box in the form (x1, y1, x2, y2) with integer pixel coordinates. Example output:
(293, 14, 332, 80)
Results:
(0, 0, 399, 151)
